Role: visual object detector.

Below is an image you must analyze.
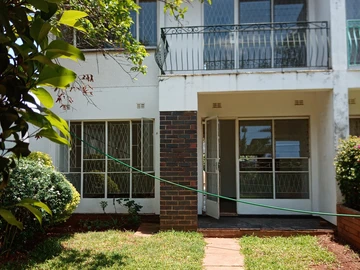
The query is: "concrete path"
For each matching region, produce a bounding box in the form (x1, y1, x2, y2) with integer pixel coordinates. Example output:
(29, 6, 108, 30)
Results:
(203, 238, 244, 270)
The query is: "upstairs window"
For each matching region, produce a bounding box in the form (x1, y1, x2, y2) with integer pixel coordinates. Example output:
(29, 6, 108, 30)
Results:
(60, 0, 157, 49)
(131, 0, 158, 47)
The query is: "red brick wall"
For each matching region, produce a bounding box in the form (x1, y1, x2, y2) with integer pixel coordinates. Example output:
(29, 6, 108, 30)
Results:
(159, 111, 198, 231)
(337, 204, 360, 250)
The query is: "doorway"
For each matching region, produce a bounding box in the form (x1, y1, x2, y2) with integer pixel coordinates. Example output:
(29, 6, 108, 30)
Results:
(219, 120, 237, 215)
(204, 118, 237, 219)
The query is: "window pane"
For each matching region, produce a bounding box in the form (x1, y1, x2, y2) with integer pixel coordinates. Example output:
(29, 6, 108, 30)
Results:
(205, 0, 234, 25)
(275, 158, 308, 171)
(143, 120, 154, 171)
(64, 173, 81, 195)
(239, 0, 271, 24)
(350, 118, 360, 136)
(274, 0, 307, 23)
(275, 172, 309, 199)
(132, 173, 155, 198)
(107, 173, 130, 198)
(274, 119, 309, 158)
(347, 0, 360, 20)
(83, 173, 105, 198)
(132, 121, 142, 169)
(83, 122, 105, 172)
(240, 173, 273, 198)
(108, 122, 131, 172)
(239, 158, 272, 172)
(239, 120, 272, 157)
(139, 0, 157, 46)
(70, 122, 82, 172)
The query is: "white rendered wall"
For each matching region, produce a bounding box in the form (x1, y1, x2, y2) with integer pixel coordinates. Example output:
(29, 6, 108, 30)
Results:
(30, 51, 161, 214)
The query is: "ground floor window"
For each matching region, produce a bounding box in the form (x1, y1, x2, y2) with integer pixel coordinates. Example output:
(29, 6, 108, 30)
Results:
(60, 120, 155, 199)
(239, 118, 310, 199)
(350, 117, 360, 136)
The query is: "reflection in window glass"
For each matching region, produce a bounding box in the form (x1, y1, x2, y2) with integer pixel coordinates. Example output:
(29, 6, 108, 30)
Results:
(239, 120, 272, 157)
(130, 0, 157, 46)
(275, 119, 309, 158)
(239, 0, 271, 24)
(346, 0, 360, 20)
(205, 0, 234, 25)
(274, 0, 306, 23)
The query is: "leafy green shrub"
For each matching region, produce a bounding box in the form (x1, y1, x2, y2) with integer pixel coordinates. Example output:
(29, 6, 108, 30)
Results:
(335, 136, 360, 211)
(57, 182, 81, 223)
(0, 159, 79, 247)
(25, 151, 55, 168)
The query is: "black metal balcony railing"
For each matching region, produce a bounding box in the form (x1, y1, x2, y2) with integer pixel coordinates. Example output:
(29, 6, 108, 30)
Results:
(155, 21, 330, 75)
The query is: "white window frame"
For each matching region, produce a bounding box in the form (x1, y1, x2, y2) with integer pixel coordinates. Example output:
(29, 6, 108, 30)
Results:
(61, 119, 155, 199)
(237, 117, 311, 200)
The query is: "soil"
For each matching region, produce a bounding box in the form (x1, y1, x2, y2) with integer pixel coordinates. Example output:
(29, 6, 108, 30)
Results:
(314, 235, 360, 269)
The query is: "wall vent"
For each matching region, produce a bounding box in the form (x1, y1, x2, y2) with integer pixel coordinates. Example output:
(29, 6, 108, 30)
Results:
(349, 98, 356, 105)
(294, 100, 304, 106)
(212, 102, 222, 108)
(137, 103, 145, 109)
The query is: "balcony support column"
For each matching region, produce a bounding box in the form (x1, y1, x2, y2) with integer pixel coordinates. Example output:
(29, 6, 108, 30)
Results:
(330, 0, 347, 70)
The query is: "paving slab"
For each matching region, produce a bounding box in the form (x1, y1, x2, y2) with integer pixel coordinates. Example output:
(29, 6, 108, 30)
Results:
(203, 238, 244, 270)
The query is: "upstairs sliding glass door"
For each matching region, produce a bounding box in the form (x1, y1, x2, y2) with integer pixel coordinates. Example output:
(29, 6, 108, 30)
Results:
(204, 0, 307, 70)
(238, 119, 310, 200)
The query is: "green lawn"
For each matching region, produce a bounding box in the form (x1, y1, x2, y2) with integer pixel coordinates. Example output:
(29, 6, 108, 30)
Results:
(240, 235, 336, 270)
(1, 231, 205, 270)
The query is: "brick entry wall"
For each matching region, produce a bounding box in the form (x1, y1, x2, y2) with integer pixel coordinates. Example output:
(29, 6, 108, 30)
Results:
(160, 111, 198, 231)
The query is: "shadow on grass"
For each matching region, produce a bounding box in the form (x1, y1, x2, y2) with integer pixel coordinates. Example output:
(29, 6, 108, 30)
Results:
(1, 236, 127, 270)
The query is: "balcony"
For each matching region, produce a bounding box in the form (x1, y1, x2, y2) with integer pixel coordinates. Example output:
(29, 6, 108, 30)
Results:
(348, 20, 360, 66)
(155, 21, 330, 75)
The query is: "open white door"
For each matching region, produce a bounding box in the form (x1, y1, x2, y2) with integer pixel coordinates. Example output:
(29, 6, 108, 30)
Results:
(205, 117, 220, 219)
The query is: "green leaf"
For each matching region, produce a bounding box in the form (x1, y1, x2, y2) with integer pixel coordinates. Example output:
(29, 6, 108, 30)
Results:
(38, 64, 76, 88)
(17, 203, 43, 225)
(59, 10, 88, 29)
(27, 0, 48, 12)
(0, 209, 23, 230)
(19, 110, 51, 129)
(30, 18, 51, 43)
(36, 128, 70, 145)
(30, 55, 56, 67)
(20, 198, 52, 216)
(43, 108, 70, 138)
(31, 87, 54, 108)
(46, 39, 85, 61)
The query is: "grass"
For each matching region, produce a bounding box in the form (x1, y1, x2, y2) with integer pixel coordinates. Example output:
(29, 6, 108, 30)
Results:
(240, 235, 336, 270)
(1, 230, 205, 270)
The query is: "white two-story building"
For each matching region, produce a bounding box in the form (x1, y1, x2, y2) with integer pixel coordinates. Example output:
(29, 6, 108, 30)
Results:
(32, 0, 360, 230)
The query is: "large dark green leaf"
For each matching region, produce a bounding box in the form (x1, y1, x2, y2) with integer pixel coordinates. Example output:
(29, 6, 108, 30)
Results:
(17, 204, 43, 225)
(38, 64, 76, 88)
(43, 108, 70, 138)
(0, 209, 23, 230)
(45, 39, 85, 61)
(27, 0, 49, 12)
(30, 18, 51, 43)
(20, 198, 52, 216)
